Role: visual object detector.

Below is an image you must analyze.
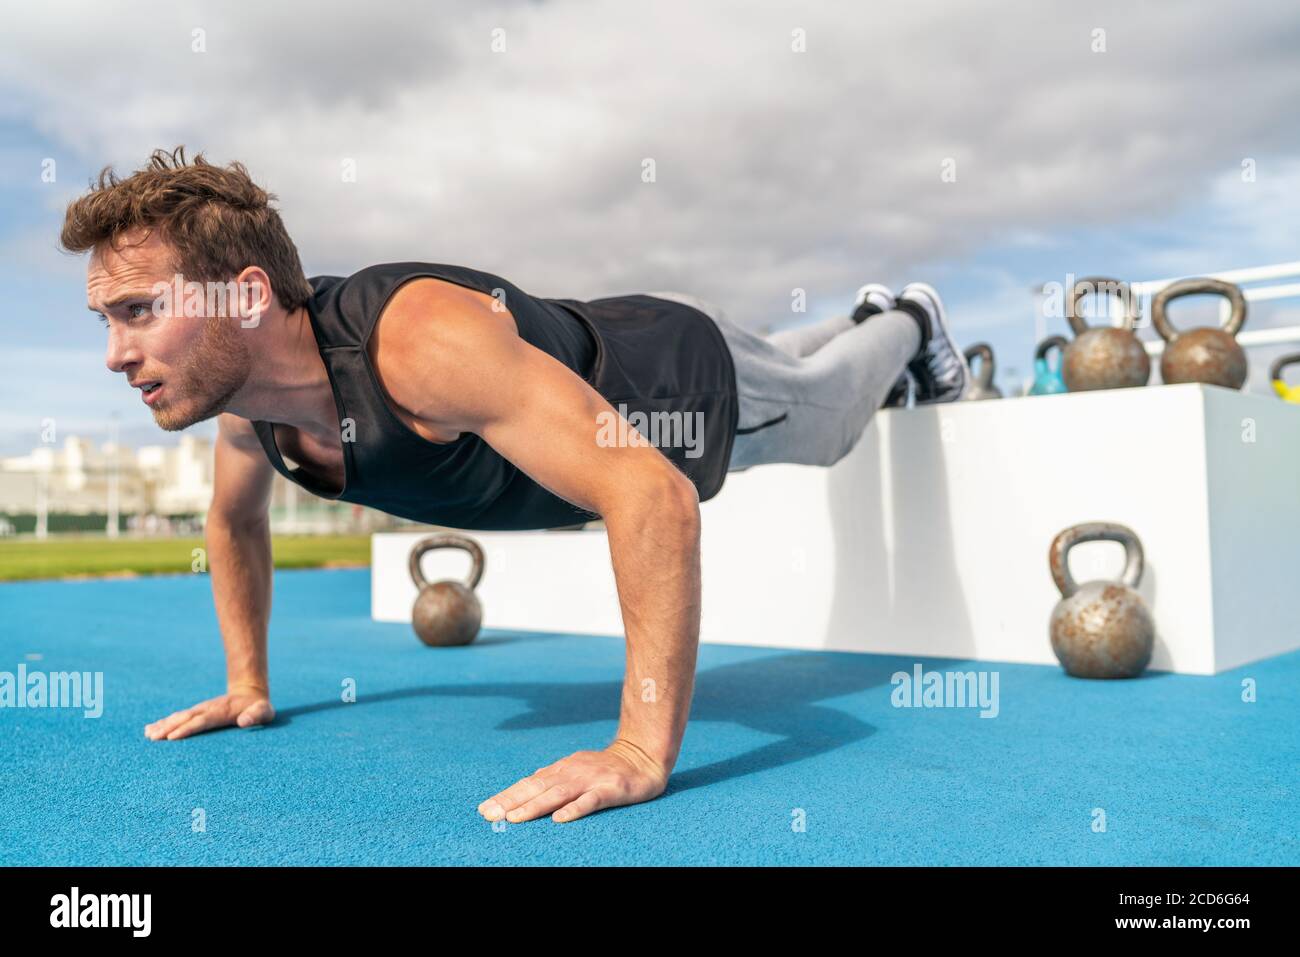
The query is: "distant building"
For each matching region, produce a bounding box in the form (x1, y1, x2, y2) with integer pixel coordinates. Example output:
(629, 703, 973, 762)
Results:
(0, 434, 206, 514)
(0, 434, 429, 535)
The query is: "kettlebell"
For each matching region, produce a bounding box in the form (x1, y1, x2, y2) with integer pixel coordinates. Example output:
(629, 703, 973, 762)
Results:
(1028, 335, 1069, 395)
(408, 533, 485, 647)
(1151, 277, 1248, 390)
(1061, 276, 1150, 392)
(1048, 522, 1154, 679)
(1271, 352, 1300, 404)
(963, 343, 1003, 400)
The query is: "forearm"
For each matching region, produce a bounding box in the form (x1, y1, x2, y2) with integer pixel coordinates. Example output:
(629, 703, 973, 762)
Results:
(603, 482, 701, 774)
(204, 513, 273, 693)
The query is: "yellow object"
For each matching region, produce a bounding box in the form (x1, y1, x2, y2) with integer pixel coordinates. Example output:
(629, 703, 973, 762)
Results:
(1274, 379, 1300, 404)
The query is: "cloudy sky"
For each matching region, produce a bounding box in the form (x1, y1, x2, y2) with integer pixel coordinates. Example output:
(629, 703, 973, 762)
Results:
(2, 0, 1299, 454)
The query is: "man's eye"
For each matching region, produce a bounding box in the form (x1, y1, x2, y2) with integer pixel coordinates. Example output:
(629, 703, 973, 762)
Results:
(128, 303, 152, 319)
(97, 315, 109, 327)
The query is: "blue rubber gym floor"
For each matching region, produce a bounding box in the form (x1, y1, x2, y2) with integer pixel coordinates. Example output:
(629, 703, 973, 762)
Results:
(2, 568, 1296, 866)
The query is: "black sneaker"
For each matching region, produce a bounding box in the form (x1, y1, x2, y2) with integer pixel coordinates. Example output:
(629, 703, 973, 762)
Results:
(850, 283, 896, 324)
(894, 282, 969, 404)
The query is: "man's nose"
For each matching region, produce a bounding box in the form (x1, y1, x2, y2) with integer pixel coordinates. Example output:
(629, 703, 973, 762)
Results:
(104, 329, 140, 375)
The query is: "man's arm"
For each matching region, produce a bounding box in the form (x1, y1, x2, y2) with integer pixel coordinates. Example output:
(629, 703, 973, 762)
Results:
(373, 279, 703, 822)
(144, 413, 276, 741)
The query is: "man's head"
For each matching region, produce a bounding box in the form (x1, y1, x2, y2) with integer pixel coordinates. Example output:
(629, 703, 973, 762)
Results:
(61, 147, 314, 431)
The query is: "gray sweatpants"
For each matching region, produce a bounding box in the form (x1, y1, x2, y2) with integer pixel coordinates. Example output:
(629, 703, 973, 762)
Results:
(646, 292, 920, 472)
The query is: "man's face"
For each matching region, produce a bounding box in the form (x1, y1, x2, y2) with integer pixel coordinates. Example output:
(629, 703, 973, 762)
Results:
(88, 229, 251, 432)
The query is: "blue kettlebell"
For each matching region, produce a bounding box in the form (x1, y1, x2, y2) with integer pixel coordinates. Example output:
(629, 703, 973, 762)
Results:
(1029, 335, 1069, 395)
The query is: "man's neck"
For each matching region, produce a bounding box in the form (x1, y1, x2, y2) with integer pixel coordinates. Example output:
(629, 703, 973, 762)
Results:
(226, 306, 339, 439)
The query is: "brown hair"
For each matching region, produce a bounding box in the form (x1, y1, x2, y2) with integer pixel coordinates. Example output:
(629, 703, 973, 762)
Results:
(60, 146, 314, 312)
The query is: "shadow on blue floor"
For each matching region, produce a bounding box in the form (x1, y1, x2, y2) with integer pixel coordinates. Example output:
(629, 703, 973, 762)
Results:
(2, 568, 1296, 865)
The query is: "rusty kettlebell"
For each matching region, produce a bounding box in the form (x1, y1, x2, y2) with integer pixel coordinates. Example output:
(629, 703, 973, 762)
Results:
(1048, 522, 1154, 679)
(963, 343, 1003, 400)
(408, 534, 484, 647)
(1152, 277, 1248, 390)
(1271, 353, 1300, 404)
(1061, 277, 1151, 391)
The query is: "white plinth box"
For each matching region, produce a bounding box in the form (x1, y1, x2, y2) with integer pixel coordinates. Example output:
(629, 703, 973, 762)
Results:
(372, 384, 1300, 675)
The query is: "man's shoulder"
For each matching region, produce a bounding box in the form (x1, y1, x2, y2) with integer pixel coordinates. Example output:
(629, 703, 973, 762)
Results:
(312, 262, 505, 294)
(367, 281, 522, 438)
(379, 269, 519, 338)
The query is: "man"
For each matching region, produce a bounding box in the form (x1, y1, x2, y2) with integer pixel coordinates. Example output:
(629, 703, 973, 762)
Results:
(64, 148, 968, 824)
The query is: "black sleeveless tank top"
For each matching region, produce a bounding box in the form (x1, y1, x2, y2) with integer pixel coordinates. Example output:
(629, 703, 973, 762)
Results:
(250, 263, 738, 530)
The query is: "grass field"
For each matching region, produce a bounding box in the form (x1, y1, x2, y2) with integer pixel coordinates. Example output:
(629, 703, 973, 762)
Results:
(0, 534, 371, 582)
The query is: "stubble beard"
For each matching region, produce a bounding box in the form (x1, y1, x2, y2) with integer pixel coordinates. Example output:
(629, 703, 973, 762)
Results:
(153, 314, 252, 432)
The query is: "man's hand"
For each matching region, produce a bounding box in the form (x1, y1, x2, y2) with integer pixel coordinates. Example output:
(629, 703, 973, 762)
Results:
(478, 739, 670, 824)
(143, 685, 275, 741)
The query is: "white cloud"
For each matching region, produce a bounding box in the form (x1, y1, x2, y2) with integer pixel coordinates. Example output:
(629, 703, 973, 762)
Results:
(2, 0, 1297, 326)
(1, 0, 1297, 442)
